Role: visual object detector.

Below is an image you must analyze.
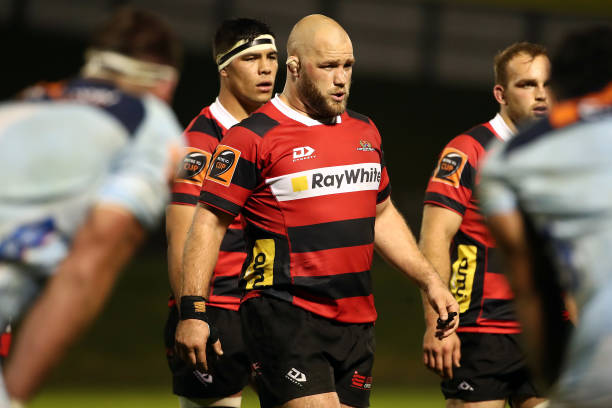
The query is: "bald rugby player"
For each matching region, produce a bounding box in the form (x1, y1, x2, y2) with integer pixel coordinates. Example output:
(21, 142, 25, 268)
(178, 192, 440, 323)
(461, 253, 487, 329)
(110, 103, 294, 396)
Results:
(175, 14, 459, 408)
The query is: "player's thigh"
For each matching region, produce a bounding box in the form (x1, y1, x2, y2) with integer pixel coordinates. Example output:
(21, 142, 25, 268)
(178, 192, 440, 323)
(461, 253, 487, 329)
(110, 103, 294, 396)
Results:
(333, 323, 374, 408)
(442, 333, 539, 403)
(511, 397, 548, 408)
(280, 392, 341, 408)
(240, 296, 338, 408)
(178, 391, 242, 408)
(446, 399, 506, 408)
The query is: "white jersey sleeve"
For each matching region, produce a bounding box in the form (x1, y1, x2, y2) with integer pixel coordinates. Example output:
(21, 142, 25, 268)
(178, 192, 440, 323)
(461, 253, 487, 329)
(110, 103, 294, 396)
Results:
(96, 95, 185, 229)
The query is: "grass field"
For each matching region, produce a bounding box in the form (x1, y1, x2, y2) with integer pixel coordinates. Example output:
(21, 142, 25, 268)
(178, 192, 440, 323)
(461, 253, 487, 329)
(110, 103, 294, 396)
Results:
(29, 386, 447, 407)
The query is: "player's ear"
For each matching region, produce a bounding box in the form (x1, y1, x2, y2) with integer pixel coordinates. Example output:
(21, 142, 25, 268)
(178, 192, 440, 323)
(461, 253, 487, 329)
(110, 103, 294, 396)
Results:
(493, 84, 506, 105)
(286, 56, 300, 77)
(219, 67, 229, 78)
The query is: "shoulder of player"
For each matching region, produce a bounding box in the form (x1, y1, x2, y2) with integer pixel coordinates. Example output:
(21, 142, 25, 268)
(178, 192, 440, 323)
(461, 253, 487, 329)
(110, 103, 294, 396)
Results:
(461, 123, 497, 150)
(446, 123, 496, 157)
(503, 118, 555, 157)
(184, 106, 224, 142)
(233, 111, 281, 138)
(344, 109, 373, 126)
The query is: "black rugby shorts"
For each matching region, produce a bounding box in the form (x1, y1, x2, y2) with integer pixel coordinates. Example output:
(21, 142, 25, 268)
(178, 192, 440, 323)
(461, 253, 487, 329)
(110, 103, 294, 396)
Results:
(240, 295, 375, 408)
(441, 332, 540, 402)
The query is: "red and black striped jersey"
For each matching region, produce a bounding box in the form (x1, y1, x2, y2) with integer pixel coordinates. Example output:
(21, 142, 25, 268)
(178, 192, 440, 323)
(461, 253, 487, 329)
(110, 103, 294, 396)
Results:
(424, 114, 520, 333)
(200, 96, 391, 323)
(170, 99, 246, 310)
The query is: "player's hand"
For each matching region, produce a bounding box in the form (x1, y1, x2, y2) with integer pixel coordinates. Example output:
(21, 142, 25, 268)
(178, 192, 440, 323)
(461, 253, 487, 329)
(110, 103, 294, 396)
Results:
(425, 280, 460, 338)
(423, 327, 461, 379)
(175, 319, 223, 372)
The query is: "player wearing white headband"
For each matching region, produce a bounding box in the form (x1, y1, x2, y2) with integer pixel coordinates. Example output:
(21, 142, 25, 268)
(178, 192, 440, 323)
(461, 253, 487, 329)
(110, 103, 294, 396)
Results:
(164, 18, 277, 408)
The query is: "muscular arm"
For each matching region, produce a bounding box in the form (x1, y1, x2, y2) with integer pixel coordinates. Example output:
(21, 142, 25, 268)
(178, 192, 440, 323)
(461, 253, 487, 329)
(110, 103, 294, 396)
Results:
(487, 210, 565, 388)
(174, 203, 233, 372)
(165, 204, 197, 297)
(486, 211, 549, 387)
(418, 204, 463, 378)
(374, 199, 459, 338)
(4, 205, 145, 402)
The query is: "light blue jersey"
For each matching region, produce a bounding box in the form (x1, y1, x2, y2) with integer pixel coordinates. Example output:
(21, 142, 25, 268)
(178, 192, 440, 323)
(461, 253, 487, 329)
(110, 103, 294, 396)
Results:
(480, 89, 612, 407)
(0, 78, 183, 327)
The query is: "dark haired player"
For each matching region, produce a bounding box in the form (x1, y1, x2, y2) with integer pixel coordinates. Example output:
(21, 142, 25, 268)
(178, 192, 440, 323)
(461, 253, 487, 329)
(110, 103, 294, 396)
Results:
(0, 7, 184, 406)
(164, 18, 278, 408)
(420, 42, 552, 408)
(176, 14, 458, 408)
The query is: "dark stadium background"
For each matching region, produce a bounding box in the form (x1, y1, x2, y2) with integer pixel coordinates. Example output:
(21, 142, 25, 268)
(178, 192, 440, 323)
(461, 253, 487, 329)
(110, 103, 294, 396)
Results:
(1, 0, 610, 398)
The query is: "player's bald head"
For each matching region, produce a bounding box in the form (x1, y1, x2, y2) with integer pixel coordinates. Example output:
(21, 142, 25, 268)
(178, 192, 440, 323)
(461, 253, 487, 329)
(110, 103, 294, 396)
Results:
(282, 14, 354, 120)
(287, 14, 352, 60)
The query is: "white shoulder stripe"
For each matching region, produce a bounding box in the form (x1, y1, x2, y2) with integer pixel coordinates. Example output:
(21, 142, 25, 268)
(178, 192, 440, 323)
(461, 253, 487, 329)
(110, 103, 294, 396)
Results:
(266, 163, 381, 202)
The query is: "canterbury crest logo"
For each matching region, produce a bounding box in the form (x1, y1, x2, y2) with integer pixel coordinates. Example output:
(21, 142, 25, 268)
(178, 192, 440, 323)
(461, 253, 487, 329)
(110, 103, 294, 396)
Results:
(357, 140, 375, 152)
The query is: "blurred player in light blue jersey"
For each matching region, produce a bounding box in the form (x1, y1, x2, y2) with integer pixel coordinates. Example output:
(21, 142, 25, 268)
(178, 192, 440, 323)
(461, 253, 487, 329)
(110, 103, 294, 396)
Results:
(0, 7, 184, 406)
(480, 25, 612, 408)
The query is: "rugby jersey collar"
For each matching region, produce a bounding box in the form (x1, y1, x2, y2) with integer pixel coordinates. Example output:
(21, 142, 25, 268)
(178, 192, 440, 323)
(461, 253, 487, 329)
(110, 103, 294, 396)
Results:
(209, 98, 240, 130)
(489, 113, 514, 141)
(271, 95, 342, 126)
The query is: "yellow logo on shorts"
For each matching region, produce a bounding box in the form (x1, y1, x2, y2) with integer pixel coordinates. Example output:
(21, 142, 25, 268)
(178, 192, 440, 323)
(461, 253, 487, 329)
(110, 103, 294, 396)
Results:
(450, 244, 477, 314)
(244, 239, 275, 289)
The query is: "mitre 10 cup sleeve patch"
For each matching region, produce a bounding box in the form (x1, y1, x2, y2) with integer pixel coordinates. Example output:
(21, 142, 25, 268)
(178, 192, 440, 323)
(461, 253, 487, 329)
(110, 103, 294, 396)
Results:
(432, 147, 468, 188)
(174, 147, 211, 186)
(206, 145, 241, 186)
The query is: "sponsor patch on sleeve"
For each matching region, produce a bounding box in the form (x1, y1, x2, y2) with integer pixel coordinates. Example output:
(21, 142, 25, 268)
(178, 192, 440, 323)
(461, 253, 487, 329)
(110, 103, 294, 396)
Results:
(206, 145, 241, 187)
(174, 147, 211, 186)
(432, 147, 468, 188)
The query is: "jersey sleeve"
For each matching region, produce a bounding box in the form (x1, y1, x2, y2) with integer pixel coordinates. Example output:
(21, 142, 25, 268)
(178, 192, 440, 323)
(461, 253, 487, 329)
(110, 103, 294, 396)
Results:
(372, 121, 391, 203)
(96, 96, 185, 229)
(199, 126, 261, 216)
(424, 134, 481, 216)
(170, 114, 221, 206)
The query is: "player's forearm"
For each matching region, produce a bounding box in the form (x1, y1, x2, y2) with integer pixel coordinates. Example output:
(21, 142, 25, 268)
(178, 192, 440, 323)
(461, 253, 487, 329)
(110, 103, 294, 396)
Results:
(418, 205, 461, 322)
(374, 202, 442, 290)
(168, 242, 184, 299)
(5, 209, 143, 401)
(180, 205, 231, 303)
(166, 205, 196, 298)
(419, 238, 452, 322)
(5, 257, 126, 400)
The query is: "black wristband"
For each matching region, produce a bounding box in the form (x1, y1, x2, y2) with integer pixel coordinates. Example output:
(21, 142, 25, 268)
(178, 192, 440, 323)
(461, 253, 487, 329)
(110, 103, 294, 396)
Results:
(179, 296, 208, 322)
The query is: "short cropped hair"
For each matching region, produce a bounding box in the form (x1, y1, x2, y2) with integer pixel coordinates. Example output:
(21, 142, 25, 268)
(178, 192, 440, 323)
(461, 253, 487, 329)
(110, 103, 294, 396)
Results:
(91, 6, 183, 69)
(213, 18, 275, 61)
(551, 25, 612, 100)
(494, 42, 548, 87)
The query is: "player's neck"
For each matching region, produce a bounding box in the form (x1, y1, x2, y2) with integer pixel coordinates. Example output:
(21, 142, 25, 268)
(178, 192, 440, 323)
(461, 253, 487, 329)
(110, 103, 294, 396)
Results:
(498, 109, 518, 134)
(217, 88, 254, 122)
(279, 87, 314, 119)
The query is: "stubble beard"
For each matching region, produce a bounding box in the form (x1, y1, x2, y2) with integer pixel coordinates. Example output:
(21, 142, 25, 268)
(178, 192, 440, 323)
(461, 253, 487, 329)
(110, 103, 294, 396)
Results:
(298, 72, 349, 121)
